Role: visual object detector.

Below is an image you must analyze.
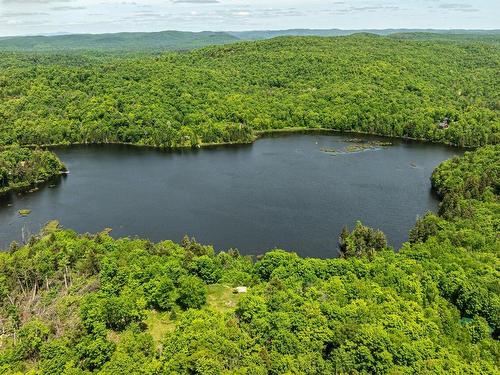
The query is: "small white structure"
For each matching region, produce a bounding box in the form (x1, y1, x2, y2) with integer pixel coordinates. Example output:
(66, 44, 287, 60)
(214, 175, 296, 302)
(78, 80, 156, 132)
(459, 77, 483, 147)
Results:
(234, 286, 248, 294)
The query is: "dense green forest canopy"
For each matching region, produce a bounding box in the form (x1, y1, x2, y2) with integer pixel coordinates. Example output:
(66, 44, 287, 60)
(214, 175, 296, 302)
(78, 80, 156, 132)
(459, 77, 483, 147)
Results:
(0, 34, 499, 148)
(0, 143, 498, 373)
(0, 147, 66, 195)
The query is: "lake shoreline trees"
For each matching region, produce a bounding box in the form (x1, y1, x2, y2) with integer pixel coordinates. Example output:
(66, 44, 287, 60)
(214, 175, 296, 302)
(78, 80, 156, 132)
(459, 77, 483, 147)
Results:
(0, 146, 66, 196)
(1, 35, 498, 149)
(16, 128, 475, 157)
(0, 145, 498, 373)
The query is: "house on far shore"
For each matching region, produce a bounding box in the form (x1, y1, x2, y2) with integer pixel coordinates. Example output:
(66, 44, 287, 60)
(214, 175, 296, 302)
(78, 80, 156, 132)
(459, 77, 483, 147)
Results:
(438, 117, 450, 129)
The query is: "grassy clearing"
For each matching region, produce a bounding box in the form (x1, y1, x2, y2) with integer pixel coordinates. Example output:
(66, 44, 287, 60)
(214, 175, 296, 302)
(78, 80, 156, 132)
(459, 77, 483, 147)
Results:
(206, 284, 243, 313)
(144, 310, 176, 344)
(106, 284, 243, 348)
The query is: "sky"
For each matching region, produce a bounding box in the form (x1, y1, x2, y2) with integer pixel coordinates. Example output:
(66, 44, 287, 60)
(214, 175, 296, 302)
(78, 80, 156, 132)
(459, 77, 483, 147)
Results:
(0, 0, 498, 37)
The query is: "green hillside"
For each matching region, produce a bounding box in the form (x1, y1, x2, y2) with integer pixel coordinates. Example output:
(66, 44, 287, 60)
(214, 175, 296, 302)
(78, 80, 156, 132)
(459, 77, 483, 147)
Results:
(0, 35, 498, 148)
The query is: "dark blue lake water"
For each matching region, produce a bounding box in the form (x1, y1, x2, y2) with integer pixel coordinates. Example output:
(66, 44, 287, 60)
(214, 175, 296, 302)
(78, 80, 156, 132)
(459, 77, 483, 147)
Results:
(0, 134, 461, 257)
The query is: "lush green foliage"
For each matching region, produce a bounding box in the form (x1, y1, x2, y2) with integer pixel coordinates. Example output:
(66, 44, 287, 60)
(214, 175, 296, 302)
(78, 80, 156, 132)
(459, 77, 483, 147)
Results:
(0, 146, 66, 195)
(1, 35, 498, 148)
(431, 145, 499, 199)
(338, 222, 388, 259)
(0, 32, 498, 374)
(0, 146, 498, 374)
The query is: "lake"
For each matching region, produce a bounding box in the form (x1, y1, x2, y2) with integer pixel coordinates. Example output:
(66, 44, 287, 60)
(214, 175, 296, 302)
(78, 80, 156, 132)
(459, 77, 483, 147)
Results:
(0, 133, 461, 257)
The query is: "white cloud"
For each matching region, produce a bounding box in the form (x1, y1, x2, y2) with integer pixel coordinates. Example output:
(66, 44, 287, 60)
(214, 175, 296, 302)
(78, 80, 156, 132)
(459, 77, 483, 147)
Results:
(0, 0, 498, 36)
(51, 6, 86, 10)
(172, 0, 219, 3)
(438, 3, 479, 12)
(1, 0, 72, 3)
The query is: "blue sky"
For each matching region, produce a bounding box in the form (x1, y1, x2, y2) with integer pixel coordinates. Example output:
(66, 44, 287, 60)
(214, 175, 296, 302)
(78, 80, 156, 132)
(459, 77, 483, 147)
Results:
(0, 1, 498, 37)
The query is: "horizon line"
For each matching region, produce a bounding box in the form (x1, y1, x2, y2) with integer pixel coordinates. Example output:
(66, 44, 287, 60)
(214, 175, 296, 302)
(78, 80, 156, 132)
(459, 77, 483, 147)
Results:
(2, 27, 500, 39)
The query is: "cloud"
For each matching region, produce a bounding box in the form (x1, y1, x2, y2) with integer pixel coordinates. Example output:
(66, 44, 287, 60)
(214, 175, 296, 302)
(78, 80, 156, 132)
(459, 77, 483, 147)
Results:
(332, 5, 400, 14)
(172, 0, 219, 3)
(0, 0, 497, 36)
(1, 0, 72, 3)
(2, 12, 49, 17)
(51, 6, 86, 10)
(438, 3, 479, 12)
(233, 11, 250, 17)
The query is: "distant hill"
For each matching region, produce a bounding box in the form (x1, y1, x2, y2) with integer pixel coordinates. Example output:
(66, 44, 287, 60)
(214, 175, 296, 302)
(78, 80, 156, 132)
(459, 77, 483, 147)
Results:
(0, 30, 239, 52)
(228, 29, 360, 40)
(0, 29, 498, 52)
(229, 28, 401, 40)
(388, 31, 500, 45)
(229, 28, 500, 41)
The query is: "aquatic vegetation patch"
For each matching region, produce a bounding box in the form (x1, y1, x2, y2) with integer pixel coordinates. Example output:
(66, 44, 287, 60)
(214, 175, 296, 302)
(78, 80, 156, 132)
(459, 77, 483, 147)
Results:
(321, 140, 393, 155)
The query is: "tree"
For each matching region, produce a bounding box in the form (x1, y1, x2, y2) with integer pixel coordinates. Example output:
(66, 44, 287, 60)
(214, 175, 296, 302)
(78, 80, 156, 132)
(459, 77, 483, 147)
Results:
(338, 226, 350, 256)
(338, 222, 387, 259)
(76, 335, 115, 371)
(145, 275, 177, 311)
(190, 255, 222, 284)
(408, 212, 443, 243)
(15, 320, 50, 360)
(40, 338, 76, 375)
(466, 316, 491, 343)
(176, 275, 207, 310)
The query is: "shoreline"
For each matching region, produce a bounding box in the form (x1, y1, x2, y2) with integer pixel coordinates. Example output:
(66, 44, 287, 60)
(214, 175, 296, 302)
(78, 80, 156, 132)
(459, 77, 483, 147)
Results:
(3, 126, 473, 152)
(254, 127, 471, 148)
(0, 127, 469, 197)
(0, 171, 67, 197)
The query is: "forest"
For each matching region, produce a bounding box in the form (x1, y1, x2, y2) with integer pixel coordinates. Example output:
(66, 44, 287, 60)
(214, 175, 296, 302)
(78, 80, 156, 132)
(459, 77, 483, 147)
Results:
(0, 33, 498, 373)
(0, 143, 498, 373)
(0, 147, 66, 195)
(0, 34, 498, 149)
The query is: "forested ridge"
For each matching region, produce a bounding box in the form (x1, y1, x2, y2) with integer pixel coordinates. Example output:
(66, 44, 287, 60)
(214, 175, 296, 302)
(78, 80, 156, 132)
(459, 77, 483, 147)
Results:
(1, 29, 498, 52)
(387, 32, 500, 45)
(0, 31, 239, 53)
(0, 145, 498, 374)
(1, 34, 498, 148)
